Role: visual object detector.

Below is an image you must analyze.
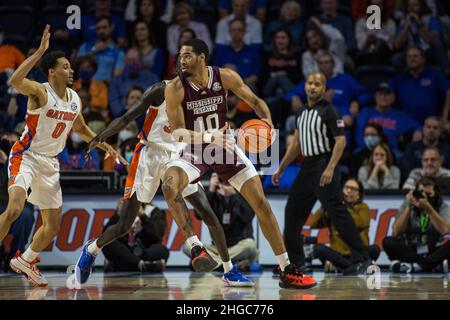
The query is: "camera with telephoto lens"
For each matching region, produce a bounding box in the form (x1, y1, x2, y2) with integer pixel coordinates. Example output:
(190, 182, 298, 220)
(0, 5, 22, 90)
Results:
(413, 189, 425, 199)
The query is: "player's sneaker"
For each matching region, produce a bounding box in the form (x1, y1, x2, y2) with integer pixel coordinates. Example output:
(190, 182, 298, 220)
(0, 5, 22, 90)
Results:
(75, 239, 97, 284)
(10, 251, 48, 287)
(191, 245, 218, 272)
(279, 263, 317, 289)
(222, 265, 255, 287)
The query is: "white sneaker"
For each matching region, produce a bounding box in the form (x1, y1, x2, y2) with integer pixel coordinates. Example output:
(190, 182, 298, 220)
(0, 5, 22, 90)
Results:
(10, 252, 48, 287)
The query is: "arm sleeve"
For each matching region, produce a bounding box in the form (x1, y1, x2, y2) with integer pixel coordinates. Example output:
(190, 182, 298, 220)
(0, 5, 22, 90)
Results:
(325, 105, 345, 137)
(358, 166, 377, 189)
(403, 169, 420, 190)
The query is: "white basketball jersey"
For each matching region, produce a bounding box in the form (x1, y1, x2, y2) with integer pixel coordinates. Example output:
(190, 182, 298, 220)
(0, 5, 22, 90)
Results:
(17, 82, 81, 157)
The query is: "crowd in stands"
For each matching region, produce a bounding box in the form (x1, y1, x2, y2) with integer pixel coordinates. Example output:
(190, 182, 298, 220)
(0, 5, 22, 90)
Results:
(0, 0, 450, 192)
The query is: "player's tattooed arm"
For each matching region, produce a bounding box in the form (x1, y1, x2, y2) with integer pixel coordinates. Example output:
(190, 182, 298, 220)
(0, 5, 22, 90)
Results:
(92, 82, 166, 143)
(8, 25, 49, 108)
(220, 68, 274, 128)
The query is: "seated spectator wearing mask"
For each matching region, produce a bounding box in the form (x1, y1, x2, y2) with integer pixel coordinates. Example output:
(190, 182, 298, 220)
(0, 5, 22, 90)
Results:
(116, 86, 143, 146)
(311, 178, 380, 273)
(358, 143, 401, 190)
(383, 176, 450, 273)
(349, 123, 387, 177)
(403, 147, 450, 190)
(102, 199, 169, 273)
(183, 173, 260, 271)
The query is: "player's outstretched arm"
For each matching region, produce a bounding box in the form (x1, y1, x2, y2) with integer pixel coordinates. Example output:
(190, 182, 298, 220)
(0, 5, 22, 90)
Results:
(91, 82, 166, 144)
(8, 25, 49, 107)
(220, 68, 273, 128)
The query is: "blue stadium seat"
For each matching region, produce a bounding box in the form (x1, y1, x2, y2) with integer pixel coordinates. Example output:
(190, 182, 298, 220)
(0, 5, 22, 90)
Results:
(39, 6, 71, 31)
(0, 6, 35, 39)
(356, 65, 396, 95)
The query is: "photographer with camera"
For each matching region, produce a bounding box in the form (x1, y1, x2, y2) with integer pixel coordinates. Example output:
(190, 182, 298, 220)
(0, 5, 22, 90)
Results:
(101, 199, 169, 273)
(383, 176, 450, 273)
(310, 178, 380, 273)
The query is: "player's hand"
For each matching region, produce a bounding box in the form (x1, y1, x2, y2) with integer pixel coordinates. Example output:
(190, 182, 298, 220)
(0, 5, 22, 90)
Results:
(102, 143, 129, 165)
(86, 135, 102, 159)
(271, 169, 284, 186)
(320, 166, 334, 187)
(261, 118, 277, 145)
(212, 122, 235, 153)
(37, 25, 50, 54)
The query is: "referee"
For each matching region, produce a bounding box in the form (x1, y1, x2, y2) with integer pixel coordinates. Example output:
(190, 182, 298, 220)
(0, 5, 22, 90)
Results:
(272, 71, 371, 275)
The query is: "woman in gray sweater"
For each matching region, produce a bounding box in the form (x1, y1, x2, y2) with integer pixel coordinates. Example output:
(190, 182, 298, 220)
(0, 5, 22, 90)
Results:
(358, 143, 400, 189)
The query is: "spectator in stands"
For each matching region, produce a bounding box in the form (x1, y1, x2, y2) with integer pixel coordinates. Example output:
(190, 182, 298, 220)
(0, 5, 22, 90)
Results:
(72, 56, 109, 111)
(284, 52, 370, 128)
(109, 48, 159, 118)
(264, 1, 303, 51)
(312, 178, 380, 272)
(313, 0, 357, 51)
(355, 82, 422, 158)
(262, 133, 302, 190)
(351, 0, 395, 24)
(215, 0, 263, 46)
(0, 25, 25, 79)
(358, 143, 401, 189)
(167, 2, 213, 57)
(0, 132, 34, 270)
(117, 86, 142, 147)
(103, 199, 169, 273)
(166, 28, 196, 79)
(302, 17, 346, 79)
(77, 16, 125, 81)
(213, 18, 260, 91)
(393, 0, 449, 73)
(403, 147, 450, 190)
(183, 173, 259, 271)
(402, 116, 450, 178)
(218, 0, 267, 22)
(350, 123, 387, 177)
(260, 28, 300, 102)
(58, 132, 101, 171)
(355, 0, 396, 65)
(78, 0, 127, 48)
(127, 0, 167, 50)
(384, 176, 450, 273)
(389, 46, 450, 125)
(132, 20, 165, 78)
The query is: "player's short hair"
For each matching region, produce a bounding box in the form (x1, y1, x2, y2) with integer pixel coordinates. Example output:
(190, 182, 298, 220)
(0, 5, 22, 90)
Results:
(39, 51, 66, 76)
(180, 38, 209, 61)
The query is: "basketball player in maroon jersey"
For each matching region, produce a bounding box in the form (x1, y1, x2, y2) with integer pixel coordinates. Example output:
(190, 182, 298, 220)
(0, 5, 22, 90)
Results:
(162, 39, 317, 289)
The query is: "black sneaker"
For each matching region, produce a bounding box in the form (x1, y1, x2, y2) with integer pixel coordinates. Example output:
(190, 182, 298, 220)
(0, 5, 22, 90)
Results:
(279, 263, 317, 289)
(342, 259, 373, 276)
(143, 259, 166, 273)
(191, 245, 218, 272)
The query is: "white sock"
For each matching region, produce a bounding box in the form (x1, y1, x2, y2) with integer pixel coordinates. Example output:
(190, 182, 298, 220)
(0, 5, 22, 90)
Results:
(185, 236, 203, 250)
(22, 247, 39, 262)
(276, 252, 290, 271)
(223, 260, 233, 273)
(87, 240, 101, 256)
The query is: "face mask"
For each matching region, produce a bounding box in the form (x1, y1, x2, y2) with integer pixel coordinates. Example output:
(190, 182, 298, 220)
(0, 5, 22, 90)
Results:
(125, 151, 134, 163)
(364, 135, 381, 149)
(71, 132, 83, 145)
(125, 63, 142, 76)
(79, 70, 95, 81)
(118, 129, 134, 143)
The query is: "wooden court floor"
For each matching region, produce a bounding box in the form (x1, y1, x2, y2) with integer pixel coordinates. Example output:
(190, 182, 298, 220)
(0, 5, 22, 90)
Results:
(0, 271, 449, 300)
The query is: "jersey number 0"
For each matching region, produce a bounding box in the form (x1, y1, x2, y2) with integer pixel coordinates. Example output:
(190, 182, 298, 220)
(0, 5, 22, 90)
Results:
(52, 122, 67, 139)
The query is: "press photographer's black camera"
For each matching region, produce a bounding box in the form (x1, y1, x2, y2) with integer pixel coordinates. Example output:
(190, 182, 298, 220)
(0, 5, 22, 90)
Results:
(413, 189, 424, 199)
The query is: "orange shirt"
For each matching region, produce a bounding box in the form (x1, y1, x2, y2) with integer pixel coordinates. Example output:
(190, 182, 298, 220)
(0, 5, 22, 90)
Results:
(72, 79, 109, 110)
(0, 45, 25, 73)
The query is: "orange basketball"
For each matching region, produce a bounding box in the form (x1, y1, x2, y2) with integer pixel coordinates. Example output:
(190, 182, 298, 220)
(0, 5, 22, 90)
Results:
(237, 119, 273, 153)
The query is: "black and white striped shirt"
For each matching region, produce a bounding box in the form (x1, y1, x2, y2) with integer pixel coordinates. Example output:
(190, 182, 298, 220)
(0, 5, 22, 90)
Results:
(296, 99, 345, 157)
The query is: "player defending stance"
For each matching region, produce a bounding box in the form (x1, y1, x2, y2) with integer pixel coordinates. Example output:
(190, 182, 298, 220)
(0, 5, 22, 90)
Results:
(162, 39, 317, 289)
(0, 26, 124, 287)
(74, 81, 253, 287)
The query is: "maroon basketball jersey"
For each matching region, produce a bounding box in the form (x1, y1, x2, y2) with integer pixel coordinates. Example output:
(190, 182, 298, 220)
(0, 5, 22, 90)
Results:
(180, 66, 227, 132)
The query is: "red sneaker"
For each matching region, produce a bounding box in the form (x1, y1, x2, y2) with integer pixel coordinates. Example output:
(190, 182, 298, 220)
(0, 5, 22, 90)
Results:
(191, 245, 218, 272)
(10, 251, 48, 287)
(279, 263, 317, 289)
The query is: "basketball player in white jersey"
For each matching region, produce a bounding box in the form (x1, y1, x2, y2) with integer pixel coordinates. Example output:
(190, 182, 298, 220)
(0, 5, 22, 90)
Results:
(75, 80, 253, 287)
(0, 25, 125, 287)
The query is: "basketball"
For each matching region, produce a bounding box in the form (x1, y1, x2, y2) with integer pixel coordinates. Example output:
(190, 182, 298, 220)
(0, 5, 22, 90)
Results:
(237, 119, 273, 153)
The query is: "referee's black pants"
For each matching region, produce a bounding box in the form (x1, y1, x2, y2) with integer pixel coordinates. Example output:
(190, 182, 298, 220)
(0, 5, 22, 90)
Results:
(284, 154, 370, 266)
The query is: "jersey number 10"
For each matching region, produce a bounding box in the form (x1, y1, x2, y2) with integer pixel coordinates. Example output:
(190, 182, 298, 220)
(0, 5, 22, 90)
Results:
(195, 114, 219, 131)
